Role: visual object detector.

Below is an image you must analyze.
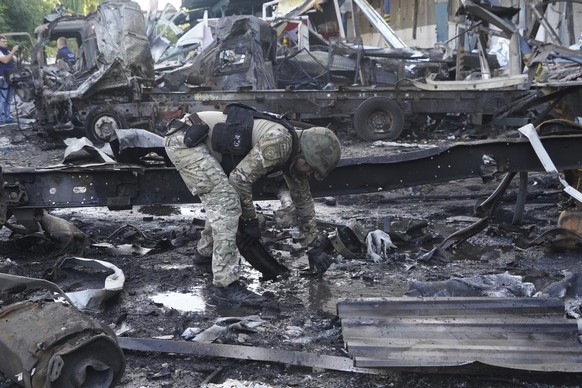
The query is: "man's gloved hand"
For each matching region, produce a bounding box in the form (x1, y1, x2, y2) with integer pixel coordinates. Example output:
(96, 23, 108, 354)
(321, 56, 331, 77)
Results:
(307, 247, 334, 278)
(240, 217, 260, 240)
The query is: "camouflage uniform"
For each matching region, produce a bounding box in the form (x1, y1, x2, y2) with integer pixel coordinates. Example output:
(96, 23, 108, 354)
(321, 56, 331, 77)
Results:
(165, 111, 317, 287)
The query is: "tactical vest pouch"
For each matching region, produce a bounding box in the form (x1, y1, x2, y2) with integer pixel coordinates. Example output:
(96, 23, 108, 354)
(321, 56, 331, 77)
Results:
(211, 104, 255, 156)
(211, 122, 251, 156)
(183, 123, 210, 148)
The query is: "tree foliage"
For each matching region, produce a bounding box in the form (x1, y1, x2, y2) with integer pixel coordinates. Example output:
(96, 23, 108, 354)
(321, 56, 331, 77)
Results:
(0, 3, 6, 32)
(0, 0, 104, 35)
(0, 0, 57, 34)
(60, 0, 102, 15)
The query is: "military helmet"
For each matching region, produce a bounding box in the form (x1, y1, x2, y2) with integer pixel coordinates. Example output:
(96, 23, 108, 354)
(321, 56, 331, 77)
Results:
(299, 127, 341, 181)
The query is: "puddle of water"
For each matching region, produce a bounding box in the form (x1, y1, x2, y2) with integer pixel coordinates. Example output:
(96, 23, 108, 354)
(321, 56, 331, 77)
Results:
(151, 287, 206, 312)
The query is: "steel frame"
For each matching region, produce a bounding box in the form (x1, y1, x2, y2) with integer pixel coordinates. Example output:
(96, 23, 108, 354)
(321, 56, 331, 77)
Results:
(3, 134, 582, 210)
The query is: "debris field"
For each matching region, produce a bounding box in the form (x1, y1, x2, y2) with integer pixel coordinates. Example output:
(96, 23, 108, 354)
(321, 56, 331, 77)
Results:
(2, 121, 582, 388)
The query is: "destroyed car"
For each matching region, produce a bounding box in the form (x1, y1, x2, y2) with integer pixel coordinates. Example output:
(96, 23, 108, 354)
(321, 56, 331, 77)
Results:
(8, 0, 155, 143)
(5, 1, 451, 143)
(164, 16, 278, 91)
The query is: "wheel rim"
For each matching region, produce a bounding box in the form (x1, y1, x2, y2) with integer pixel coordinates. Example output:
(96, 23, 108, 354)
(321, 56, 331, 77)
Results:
(92, 114, 121, 142)
(368, 110, 393, 134)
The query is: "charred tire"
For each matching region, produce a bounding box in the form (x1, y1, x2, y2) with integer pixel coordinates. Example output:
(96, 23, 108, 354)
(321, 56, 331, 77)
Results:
(353, 97, 404, 141)
(85, 105, 127, 144)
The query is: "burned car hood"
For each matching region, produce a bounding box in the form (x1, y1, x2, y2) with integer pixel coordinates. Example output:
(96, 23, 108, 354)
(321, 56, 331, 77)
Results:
(163, 15, 277, 91)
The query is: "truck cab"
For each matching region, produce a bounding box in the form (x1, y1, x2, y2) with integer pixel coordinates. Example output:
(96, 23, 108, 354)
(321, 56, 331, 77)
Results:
(8, 0, 155, 143)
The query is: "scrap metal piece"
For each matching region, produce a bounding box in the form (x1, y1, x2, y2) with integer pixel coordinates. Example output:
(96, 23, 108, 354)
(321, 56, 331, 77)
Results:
(352, 0, 407, 49)
(0, 273, 74, 305)
(528, 2, 561, 45)
(519, 123, 582, 203)
(58, 257, 126, 310)
(0, 274, 125, 388)
(274, 0, 328, 19)
(91, 242, 153, 256)
(189, 315, 265, 343)
(418, 217, 489, 262)
(406, 273, 536, 298)
(329, 226, 364, 259)
(35, 210, 89, 254)
(411, 73, 528, 91)
(337, 297, 582, 372)
(536, 272, 582, 318)
(460, 0, 518, 36)
(421, 167, 529, 261)
(118, 337, 387, 375)
(474, 171, 516, 217)
(92, 0, 155, 79)
(4, 209, 89, 255)
(515, 227, 582, 250)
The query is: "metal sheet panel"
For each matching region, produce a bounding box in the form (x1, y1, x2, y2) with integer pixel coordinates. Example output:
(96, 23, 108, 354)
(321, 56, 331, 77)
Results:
(337, 297, 582, 372)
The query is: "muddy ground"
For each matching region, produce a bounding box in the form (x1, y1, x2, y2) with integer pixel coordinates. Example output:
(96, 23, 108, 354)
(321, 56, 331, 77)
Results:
(1, 118, 582, 387)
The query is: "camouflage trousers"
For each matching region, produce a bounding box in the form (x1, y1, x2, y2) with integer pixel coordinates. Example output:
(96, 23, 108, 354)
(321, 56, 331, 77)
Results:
(165, 131, 241, 287)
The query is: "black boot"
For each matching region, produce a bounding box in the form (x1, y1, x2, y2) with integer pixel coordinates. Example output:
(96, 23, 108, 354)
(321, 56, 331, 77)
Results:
(212, 281, 265, 307)
(192, 251, 211, 266)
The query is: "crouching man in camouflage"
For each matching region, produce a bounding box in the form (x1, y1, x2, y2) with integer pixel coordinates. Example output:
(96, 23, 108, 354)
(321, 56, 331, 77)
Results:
(164, 105, 341, 307)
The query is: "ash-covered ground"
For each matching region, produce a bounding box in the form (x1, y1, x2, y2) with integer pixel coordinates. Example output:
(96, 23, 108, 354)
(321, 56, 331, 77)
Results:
(1, 119, 582, 387)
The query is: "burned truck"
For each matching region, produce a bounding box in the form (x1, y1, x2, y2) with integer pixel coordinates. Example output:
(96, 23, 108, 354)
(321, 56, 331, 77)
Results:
(8, 0, 155, 143)
(7, 1, 544, 142)
(8, 4, 415, 142)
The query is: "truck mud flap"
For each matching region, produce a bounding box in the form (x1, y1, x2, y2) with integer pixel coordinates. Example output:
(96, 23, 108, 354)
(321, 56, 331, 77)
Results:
(0, 274, 125, 388)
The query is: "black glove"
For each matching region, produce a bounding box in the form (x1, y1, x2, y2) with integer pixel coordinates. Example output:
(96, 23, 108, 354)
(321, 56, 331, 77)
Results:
(239, 217, 260, 241)
(307, 247, 334, 278)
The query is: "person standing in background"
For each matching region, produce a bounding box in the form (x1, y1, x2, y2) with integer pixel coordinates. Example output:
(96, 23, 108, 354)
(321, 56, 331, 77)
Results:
(0, 36, 20, 125)
(56, 37, 76, 67)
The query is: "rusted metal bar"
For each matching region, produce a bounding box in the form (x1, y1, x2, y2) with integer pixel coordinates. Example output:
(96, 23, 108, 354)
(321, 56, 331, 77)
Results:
(118, 337, 388, 375)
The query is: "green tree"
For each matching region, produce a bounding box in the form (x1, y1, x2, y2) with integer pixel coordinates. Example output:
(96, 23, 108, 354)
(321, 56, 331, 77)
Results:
(0, 0, 58, 34)
(0, 0, 104, 35)
(0, 2, 6, 30)
(60, 0, 102, 15)
(84, 0, 101, 13)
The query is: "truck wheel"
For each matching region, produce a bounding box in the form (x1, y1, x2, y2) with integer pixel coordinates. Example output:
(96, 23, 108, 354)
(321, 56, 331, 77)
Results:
(353, 97, 404, 141)
(85, 105, 127, 144)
